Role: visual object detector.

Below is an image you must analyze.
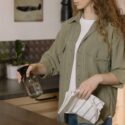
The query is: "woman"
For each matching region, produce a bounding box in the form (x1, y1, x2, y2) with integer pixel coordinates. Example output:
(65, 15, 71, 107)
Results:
(17, 0, 125, 125)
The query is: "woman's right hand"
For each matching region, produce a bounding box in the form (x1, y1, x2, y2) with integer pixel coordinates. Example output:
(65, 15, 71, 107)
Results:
(16, 64, 29, 83)
(16, 63, 45, 83)
(16, 71, 22, 83)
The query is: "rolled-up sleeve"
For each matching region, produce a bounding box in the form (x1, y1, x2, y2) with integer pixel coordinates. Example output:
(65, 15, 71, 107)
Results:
(111, 29, 125, 87)
(40, 23, 67, 77)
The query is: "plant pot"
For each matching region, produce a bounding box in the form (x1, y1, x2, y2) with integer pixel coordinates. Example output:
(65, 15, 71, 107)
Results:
(6, 64, 21, 79)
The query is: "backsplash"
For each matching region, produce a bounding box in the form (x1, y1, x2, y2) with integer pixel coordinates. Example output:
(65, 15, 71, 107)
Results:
(0, 39, 54, 63)
(24, 40, 54, 63)
(0, 39, 59, 96)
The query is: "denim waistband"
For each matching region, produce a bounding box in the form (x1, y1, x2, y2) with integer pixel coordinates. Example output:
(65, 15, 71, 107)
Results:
(64, 113, 112, 125)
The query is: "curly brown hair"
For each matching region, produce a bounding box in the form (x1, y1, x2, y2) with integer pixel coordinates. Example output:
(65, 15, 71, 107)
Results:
(93, 0, 125, 41)
(72, 0, 125, 41)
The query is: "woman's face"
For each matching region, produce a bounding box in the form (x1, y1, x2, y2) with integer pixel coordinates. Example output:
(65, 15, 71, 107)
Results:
(73, 0, 92, 10)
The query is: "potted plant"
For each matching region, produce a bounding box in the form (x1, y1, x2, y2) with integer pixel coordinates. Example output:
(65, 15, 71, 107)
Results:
(6, 40, 25, 79)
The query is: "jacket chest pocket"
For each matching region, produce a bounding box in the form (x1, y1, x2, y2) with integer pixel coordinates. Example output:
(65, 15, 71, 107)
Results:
(85, 48, 110, 75)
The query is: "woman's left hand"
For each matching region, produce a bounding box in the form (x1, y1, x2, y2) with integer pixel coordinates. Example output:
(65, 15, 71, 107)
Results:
(76, 74, 102, 100)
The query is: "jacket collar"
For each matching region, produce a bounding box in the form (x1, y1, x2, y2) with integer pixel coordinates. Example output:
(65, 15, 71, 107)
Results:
(68, 11, 82, 23)
(68, 11, 98, 41)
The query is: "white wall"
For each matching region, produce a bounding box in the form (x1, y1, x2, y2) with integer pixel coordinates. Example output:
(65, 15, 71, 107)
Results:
(0, 0, 62, 41)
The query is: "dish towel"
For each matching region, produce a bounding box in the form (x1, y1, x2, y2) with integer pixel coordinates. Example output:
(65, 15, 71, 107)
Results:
(58, 91, 105, 124)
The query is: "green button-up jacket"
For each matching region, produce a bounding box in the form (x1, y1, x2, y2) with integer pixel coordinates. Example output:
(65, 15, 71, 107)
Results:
(40, 12, 125, 124)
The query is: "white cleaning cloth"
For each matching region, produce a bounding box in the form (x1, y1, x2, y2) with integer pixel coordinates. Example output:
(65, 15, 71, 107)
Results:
(58, 91, 104, 124)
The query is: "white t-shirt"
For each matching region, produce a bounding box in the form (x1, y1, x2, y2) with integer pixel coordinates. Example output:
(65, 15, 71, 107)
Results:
(68, 17, 95, 92)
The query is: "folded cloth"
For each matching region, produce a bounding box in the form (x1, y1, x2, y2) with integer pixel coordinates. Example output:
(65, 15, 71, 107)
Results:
(58, 91, 105, 124)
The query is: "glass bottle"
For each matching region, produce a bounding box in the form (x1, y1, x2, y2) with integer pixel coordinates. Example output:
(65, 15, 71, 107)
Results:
(17, 65, 43, 98)
(24, 75, 43, 98)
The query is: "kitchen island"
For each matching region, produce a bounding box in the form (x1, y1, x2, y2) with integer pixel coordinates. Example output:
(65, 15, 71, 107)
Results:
(0, 78, 59, 120)
(0, 101, 65, 125)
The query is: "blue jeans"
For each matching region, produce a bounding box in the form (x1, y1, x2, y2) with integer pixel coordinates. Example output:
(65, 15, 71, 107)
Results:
(64, 113, 112, 125)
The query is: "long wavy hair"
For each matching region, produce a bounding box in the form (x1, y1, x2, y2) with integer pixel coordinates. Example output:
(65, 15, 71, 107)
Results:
(93, 0, 125, 41)
(72, 0, 125, 42)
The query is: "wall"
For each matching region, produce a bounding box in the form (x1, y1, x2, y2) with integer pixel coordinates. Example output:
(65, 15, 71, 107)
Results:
(0, 0, 62, 41)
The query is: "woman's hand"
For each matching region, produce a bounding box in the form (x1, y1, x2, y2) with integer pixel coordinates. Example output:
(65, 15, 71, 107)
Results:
(16, 71, 22, 83)
(16, 64, 29, 83)
(16, 63, 45, 83)
(76, 74, 103, 100)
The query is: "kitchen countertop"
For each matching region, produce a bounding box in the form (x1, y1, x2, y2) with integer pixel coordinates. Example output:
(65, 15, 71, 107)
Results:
(0, 76, 59, 100)
(0, 79, 27, 100)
